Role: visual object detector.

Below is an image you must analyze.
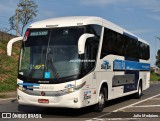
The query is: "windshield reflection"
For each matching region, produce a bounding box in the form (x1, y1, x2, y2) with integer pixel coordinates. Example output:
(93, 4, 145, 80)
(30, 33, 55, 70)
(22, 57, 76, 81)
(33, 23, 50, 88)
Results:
(19, 27, 84, 82)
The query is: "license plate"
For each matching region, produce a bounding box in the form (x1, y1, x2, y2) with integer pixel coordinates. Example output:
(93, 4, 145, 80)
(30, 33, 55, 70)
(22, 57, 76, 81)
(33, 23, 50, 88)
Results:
(38, 99, 49, 103)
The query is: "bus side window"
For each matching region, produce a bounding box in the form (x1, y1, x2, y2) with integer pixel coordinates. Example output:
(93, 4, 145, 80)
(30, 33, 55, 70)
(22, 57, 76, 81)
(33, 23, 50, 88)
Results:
(100, 28, 122, 58)
(82, 38, 99, 74)
(100, 28, 110, 59)
(100, 27, 150, 60)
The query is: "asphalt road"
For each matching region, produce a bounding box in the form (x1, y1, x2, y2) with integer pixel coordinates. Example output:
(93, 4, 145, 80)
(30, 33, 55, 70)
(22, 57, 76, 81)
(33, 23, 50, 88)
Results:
(0, 82, 160, 121)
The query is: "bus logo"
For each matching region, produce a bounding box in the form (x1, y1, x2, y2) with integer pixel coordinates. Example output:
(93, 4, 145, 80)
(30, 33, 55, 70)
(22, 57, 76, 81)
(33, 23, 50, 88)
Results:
(101, 60, 111, 70)
(41, 91, 45, 96)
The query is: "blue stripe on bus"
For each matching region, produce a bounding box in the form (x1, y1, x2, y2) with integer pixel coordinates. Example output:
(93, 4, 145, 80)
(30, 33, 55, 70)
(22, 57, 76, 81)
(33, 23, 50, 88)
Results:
(113, 60, 150, 71)
(18, 83, 40, 86)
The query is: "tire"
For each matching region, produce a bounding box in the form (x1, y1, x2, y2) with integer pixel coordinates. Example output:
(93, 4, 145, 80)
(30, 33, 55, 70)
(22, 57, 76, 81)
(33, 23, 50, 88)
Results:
(94, 88, 106, 112)
(134, 82, 142, 99)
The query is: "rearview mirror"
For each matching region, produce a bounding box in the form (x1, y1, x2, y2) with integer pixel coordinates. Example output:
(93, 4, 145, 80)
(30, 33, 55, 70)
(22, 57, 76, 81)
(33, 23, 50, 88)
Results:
(7, 37, 23, 56)
(78, 34, 94, 54)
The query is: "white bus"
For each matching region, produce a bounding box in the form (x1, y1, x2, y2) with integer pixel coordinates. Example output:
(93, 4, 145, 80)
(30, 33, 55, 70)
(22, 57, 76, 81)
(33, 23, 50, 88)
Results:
(7, 16, 150, 112)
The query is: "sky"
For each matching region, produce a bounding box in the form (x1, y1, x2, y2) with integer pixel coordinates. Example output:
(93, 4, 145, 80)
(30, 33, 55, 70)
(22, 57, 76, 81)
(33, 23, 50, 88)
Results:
(0, 0, 160, 66)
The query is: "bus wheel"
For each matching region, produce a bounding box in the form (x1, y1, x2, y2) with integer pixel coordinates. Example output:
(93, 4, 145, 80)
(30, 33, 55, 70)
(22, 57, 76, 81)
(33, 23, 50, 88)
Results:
(94, 88, 106, 112)
(135, 82, 142, 99)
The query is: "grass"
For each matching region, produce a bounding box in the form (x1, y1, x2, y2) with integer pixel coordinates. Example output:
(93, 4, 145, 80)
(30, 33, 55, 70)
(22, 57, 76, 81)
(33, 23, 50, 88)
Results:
(0, 39, 21, 92)
(150, 71, 160, 81)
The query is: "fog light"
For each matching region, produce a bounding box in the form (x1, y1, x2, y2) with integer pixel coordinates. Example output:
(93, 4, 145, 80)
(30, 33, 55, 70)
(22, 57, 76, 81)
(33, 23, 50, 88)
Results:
(73, 98, 78, 103)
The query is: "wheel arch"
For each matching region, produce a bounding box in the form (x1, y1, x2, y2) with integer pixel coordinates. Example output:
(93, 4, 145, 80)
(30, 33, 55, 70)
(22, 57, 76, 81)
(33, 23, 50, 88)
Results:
(96, 81, 108, 103)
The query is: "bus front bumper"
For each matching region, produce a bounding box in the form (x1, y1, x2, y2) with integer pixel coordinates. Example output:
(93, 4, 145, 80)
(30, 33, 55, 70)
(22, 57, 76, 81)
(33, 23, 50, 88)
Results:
(17, 89, 83, 108)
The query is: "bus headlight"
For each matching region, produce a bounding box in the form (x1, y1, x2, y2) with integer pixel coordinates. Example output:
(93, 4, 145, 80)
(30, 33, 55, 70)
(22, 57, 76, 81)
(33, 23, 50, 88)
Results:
(64, 81, 86, 94)
(64, 87, 75, 93)
(17, 85, 26, 91)
(67, 88, 74, 93)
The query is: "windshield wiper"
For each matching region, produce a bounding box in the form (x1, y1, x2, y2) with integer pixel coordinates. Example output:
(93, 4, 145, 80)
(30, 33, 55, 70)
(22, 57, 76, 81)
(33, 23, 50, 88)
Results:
(47, 54, 60, 82)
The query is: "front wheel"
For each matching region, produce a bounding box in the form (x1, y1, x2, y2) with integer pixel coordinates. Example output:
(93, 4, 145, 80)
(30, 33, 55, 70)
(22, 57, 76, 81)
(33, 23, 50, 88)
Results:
(134, 82, 142, 99)
(94, 88, 106, 112)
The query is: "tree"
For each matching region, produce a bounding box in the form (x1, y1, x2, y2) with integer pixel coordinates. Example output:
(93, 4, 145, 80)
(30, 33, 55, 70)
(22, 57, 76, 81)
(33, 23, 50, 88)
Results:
(156, 49, 160, 68)
(9, 0, 38, 36)
(156, 36, 160, 68)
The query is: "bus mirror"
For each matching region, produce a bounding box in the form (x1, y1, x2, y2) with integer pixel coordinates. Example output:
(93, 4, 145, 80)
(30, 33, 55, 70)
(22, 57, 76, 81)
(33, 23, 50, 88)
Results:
(7, 37, 23, 56)
(78, 34, 94, 54)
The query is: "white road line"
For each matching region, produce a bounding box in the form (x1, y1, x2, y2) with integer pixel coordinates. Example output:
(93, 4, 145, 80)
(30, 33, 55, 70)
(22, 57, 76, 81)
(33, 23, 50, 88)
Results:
(113, 93, 160, 112)
(86, 93, 160, 121)
(102, 118, 141, 121)
(85, 118, 105, 121)
(92, 118, 105, 121)
(86, 118, 141, 121)
(133, 105, 160, 108)
(150, 98, 160, 100)
(0, 98, 16, 101)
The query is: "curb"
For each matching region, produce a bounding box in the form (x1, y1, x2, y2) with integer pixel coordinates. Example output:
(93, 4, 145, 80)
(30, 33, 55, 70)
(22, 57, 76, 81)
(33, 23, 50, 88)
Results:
(150, 81, 160, 84)
(0, 91, 17, 99)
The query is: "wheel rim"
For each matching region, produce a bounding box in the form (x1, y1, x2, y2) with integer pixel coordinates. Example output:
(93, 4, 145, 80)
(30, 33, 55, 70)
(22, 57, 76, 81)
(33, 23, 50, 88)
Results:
(98, 93, 105, 106)
(139, 86, 142, 96)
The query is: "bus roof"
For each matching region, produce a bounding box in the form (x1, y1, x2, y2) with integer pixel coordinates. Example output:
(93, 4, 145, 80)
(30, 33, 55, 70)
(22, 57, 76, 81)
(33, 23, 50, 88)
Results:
(29, 16, 149, 45)
(29, 16, 103, 28)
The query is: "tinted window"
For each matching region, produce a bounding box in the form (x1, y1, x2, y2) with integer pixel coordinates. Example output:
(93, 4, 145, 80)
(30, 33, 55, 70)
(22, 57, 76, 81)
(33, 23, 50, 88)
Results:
(100, 28, 124, 59)
(124, 35, 139, 59)
(100, 27, 150, 60)
(86, 25, 102, 37)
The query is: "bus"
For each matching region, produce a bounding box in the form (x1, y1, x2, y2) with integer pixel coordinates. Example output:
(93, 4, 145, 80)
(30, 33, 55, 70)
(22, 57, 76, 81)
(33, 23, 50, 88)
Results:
(7, 16, 150, 112)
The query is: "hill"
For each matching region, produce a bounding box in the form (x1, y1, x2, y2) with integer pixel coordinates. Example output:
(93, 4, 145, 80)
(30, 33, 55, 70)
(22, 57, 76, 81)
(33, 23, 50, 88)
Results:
(0, 38, 21, 92)
(0, 31, 16, 40)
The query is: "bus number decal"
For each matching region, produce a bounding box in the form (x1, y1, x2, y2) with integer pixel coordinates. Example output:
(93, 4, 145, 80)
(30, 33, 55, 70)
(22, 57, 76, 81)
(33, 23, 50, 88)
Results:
(114, 60, 125, 70)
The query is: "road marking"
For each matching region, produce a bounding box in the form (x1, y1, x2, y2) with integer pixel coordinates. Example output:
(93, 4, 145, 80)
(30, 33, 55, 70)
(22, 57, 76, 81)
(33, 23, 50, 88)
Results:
(85, 113, 111, 121)
(133, 105, 160, 108)
(95, 112, 112, 118)
(113, 93, 160, 112)
(99, 118, 141, 121)
(0, 98, 16, 101)
(86, 118, 141, 121)
(150, 98, 160, 100)
(86, 93, 160, 121)
(93, 118, 104, 121)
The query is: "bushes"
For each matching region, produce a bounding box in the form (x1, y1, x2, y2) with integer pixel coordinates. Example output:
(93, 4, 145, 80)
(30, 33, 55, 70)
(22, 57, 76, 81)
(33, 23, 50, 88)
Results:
(150, 71, 160, 81)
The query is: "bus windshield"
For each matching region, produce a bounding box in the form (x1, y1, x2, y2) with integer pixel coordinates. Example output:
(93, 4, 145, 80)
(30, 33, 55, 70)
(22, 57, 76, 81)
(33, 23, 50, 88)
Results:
(18, 27, 85, 83)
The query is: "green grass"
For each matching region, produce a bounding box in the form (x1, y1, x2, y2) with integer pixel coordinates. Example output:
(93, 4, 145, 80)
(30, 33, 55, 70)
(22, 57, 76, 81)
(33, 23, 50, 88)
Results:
(0, 39, 21, 92)
(150, 71, 160, 81)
